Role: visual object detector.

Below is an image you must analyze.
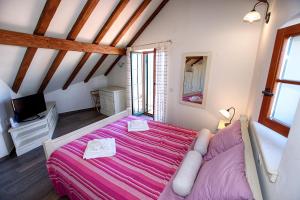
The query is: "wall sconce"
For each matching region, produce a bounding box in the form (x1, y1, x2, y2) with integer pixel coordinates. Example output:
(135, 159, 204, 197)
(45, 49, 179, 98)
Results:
(243, 0, 271, 23)
(118, 62, 125, 68)
(219, 107, 236, 126)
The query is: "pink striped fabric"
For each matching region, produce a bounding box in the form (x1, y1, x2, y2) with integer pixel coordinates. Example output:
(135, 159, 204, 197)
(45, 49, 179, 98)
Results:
(47, 116, 197, 200)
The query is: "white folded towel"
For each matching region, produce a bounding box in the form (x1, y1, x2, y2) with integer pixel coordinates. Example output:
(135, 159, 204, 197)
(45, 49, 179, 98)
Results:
(83, 138, 116, 159)
(128, 120, 149, 132)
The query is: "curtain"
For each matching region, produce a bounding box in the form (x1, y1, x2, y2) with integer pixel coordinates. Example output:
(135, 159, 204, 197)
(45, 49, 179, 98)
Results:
(126, 41, 170, 122)
(154, 45, 168, 122)
(126, 48, 132, 111)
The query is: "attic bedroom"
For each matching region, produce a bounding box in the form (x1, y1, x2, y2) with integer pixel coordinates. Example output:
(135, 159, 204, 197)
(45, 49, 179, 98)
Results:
(0, 0, 300, 199)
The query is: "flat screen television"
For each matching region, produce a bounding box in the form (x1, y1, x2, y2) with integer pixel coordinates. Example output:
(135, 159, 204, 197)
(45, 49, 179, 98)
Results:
(11, 93, 47, 122)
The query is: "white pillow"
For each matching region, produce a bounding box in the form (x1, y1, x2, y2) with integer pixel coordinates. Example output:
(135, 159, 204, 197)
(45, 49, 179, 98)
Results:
(172, 151, 202, 196)
(194, 128, 212, 155)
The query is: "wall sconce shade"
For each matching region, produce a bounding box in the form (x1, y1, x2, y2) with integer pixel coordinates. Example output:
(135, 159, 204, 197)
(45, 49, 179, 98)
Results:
(219, 107, 236, 126)
(244, 0, 271, 24)
(219, 109, 231, 119)
(243, 10, 261, 23)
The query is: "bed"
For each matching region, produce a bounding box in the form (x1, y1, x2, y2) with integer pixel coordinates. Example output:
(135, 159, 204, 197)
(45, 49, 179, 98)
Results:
(182, 92, 203, 104)
(43, 108, 262, 200)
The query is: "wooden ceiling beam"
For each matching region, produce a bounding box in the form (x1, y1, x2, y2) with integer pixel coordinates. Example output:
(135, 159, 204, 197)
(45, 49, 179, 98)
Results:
(186, 57, 192, 63)
(191, 57, 203, 66)
(83, 0, 151, 83)
(38, 0, 100, 93)
(104, 55, 123, 75)
(0, 29, 126, 55)
(104, 0, 169, 76)
(12, 0, 61, 93)
(94, 0, 130, 44)
(186, 56, 202, 60)
(62, 0, 129, 90)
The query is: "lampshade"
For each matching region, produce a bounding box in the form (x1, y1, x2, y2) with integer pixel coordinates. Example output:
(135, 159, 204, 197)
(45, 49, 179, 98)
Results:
(243, 10, 261, 23)
(219, 109, 231, 119)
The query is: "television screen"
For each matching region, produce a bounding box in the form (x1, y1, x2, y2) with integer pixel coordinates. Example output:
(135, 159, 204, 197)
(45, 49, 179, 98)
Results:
(11, 93, 47, 122)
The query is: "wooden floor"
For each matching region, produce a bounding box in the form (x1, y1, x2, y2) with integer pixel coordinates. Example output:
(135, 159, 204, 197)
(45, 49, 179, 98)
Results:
(0, 109, 107, 200)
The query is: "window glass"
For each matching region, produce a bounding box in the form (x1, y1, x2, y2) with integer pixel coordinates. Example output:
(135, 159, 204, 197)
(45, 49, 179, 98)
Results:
(270, 83, 300, 126)
(131, 53, 138, 114)
(137, 54, 143, 113)
(280, 35, 300, 81)
(147, 53, 154, 115)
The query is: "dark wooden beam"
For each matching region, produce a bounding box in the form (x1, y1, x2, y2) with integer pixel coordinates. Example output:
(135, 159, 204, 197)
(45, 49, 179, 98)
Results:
(186, 57, 192, 63)
(38, 0, 100, 93)
(104, 55, 123, 75)
(191, 57, 203, 65)
(84, 0, 151, 83)
(186, 56, 202, 60)
(62, 0, 129, 90)
(104, 0, 169, 76)
(94, 0, 130, 44)
(0, 29, 126, 55)
(12, 0, 61, 93)
(127, 0, 169, 47)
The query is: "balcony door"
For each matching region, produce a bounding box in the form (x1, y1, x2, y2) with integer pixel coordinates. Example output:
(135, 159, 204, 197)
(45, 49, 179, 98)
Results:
(131, 50, 155, 117)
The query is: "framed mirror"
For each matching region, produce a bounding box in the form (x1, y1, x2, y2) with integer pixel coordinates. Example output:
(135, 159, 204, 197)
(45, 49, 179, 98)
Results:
(180, 52, 211, 108)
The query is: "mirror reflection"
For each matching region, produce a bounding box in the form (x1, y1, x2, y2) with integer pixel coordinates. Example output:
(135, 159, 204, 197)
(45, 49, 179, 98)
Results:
(182, 56, 207, 105)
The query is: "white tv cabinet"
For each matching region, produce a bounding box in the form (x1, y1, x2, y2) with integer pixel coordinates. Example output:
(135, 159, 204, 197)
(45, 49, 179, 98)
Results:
(9, 102, 58, 156)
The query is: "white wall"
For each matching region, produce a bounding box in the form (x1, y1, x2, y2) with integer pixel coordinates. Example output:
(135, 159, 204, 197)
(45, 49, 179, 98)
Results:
(0, 80, 16, 158)
(107, 57, 127, 86)
(108, 0, 263, 131)
(45, 75, 108, 113)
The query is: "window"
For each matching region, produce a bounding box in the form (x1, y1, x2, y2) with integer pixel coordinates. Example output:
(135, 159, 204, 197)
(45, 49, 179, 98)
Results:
(259, 23, 300, 137)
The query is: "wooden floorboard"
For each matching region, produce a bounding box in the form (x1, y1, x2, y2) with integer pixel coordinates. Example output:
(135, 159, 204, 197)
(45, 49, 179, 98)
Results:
(0, 109, 107, 200)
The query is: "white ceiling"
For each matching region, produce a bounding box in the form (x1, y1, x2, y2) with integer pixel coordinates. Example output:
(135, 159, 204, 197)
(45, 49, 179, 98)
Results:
(0, 0, 163, 95)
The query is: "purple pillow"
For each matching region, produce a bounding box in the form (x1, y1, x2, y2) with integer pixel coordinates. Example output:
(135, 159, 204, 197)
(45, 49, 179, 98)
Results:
(204, 120, 242, 161)
(186, 143, 253, 200)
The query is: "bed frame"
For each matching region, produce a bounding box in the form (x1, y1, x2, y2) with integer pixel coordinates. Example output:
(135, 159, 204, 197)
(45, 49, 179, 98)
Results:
(43, 108, 131, 159)
(240, 116, 263, 200)
(43, 109, 262, 199)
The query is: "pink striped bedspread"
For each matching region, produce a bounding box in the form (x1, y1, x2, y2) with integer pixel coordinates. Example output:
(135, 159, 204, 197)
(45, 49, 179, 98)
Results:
(47, 116, 197, 200)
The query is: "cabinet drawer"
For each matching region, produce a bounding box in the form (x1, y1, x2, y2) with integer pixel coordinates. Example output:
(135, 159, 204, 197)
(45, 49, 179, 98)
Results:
(99, 91, 113, 98)
(101, 101, 114, 111)
(100, 95, 114, 106)
(100, 95, 113, 103)
(101, 107, 114, 116)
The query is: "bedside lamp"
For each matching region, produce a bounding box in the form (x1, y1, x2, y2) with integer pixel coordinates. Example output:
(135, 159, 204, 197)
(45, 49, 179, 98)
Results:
(219, 107, 236, 127)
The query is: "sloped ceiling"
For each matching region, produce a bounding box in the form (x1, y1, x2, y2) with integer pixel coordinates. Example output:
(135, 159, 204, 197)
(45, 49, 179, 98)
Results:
(0, 0, 164, 95)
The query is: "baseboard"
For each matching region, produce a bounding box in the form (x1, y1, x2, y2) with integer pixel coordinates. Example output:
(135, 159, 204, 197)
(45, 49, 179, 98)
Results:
(59, 107, 97, 117)
(0, 147, 16, 162)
